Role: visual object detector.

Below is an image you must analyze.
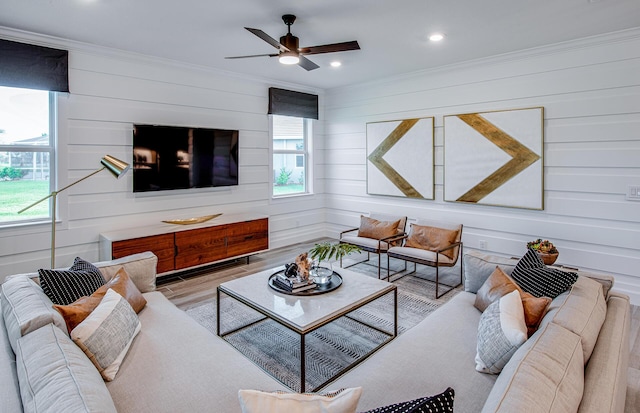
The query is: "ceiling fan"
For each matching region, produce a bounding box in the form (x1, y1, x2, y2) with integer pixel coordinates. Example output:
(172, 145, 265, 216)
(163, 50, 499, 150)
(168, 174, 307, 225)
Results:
(225, 14, 360, 71)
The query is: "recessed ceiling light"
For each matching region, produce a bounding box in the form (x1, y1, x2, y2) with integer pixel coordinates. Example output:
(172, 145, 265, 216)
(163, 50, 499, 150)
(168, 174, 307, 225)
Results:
(330, 61, 342, 68)
(429, 33, 445, 42)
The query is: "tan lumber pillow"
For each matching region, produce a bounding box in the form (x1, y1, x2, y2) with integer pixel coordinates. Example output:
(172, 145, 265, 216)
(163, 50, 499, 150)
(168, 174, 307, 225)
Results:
(54, 267, 147, 333)
(404, 224, 458, 259)
(357, 215, 401, 240)
(475, 266, 551, 337)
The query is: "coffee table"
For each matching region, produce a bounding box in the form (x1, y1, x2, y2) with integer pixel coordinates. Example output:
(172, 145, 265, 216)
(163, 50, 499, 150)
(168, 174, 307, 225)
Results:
(217, 266, 397, 392)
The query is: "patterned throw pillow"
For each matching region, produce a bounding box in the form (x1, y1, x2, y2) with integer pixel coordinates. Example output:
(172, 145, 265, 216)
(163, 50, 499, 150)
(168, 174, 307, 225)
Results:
(475, 290, 528, 374)
(362, 387, 455, 413)
(510, 250, 578, 298)
(39, 257, 106, 305)
(71, 288, 141, 381)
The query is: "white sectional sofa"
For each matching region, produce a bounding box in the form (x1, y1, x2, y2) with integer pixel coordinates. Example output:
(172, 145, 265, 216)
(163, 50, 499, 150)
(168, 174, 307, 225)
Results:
(0, 250, 631, 412)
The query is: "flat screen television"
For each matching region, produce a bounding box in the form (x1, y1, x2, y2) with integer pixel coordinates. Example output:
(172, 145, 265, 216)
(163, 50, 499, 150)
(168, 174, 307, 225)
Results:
(132, 124, 239, 193)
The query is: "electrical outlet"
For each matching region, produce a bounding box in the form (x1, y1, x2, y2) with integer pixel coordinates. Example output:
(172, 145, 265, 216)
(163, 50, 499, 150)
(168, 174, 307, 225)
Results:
(479, 240, 488, 250)
(627, 185, 640, 201)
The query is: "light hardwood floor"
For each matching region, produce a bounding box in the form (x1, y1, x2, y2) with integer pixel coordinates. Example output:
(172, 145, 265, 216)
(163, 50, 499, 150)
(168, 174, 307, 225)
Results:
(157, 240, 640, 412)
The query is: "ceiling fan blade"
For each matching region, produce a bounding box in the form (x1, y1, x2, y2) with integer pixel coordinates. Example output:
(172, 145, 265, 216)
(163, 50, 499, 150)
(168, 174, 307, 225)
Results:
(299, 40, 360, 55)
(225, 53, 279, 59)
(298, 55, 319, 71)
(245, 27, 288, 51)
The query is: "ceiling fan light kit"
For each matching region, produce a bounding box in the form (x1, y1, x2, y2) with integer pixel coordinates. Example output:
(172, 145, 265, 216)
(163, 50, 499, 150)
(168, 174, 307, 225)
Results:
(226, 14, 360, 71)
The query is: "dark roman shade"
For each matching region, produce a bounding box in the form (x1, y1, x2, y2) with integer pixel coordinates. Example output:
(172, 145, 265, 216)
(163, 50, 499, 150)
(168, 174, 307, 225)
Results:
(0, 39, 69, 92)
(268, 87, 318, 120)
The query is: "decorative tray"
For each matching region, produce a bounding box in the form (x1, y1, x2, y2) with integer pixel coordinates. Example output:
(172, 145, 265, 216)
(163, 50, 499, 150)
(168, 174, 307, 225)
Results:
(162, 213, 222, 225)
(268, 270, 342, 296)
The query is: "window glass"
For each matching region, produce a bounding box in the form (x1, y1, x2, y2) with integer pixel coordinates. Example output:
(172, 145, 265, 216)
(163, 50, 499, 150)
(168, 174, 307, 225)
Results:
(272, 115, 310, 197)
(0, 86, 53, 224)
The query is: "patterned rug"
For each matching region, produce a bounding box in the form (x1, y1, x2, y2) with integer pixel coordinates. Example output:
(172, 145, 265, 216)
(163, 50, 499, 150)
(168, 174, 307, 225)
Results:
(185, 262, 459, 392)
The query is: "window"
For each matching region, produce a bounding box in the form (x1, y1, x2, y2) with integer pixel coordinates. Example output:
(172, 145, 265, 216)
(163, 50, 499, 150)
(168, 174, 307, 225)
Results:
(0, 86, 54, 225)
(272, 115, 311, 197)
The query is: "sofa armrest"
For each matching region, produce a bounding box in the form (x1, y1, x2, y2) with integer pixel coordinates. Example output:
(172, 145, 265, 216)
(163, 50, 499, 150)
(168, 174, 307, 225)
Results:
(578, 293, 630, 413)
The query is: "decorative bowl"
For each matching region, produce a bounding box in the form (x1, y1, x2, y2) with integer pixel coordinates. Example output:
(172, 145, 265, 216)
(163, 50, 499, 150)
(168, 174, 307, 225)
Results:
(537, 251, 559, 265)
(310, 264, 333, 285)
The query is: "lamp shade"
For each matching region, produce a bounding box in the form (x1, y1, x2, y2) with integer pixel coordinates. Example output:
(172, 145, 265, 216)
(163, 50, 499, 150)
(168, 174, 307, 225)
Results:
(101, 155, 130, 179)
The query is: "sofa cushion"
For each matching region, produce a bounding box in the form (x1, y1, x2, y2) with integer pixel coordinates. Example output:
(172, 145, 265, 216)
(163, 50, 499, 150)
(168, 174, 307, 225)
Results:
(475, 290, 527, 374)
(15, 323, 117, 413)
(362, 387, 455, 413)
(1, 275, 67, 353)
(71, 289, 141, 381)
(0, 302, 22, 413)
(481, 322, 584, 413)
(358, 216, 401, 240)
(510, 249, 578, 298)
(404, 224, 459, 259)
(463, 251, 518, 293)
(54, 267, 147, 333)
(95, 252, 158, 293)
(475, 266, 551, 336)
(538, 276, 607, 364)
(238, 387, 362, 413)
(38, 257, 106, 305)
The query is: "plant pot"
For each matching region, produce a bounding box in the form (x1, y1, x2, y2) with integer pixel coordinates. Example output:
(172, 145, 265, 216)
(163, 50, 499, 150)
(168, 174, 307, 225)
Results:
(310, 261, 333, 285)
(537, 251, 558, 265)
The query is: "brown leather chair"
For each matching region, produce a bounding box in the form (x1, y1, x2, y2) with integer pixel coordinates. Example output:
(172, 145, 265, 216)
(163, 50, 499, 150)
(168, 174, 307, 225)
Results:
(387, 219, 463, 298)
(339, 213, 407, 279)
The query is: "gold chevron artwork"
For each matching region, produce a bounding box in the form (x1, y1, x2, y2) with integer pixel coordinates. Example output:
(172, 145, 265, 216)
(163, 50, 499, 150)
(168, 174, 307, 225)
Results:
(444, 107, 544, 210)
(366, 117, 434, 199)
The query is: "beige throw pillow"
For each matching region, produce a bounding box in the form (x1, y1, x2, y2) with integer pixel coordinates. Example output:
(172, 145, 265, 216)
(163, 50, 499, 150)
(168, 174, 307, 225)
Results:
(404, 224, 459, 259)
(238, 387, 362, 413)
(357, 216, 401, 240)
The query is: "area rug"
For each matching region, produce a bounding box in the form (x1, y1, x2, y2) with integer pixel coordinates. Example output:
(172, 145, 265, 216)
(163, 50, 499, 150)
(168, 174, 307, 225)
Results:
(185, 265, 459, 392)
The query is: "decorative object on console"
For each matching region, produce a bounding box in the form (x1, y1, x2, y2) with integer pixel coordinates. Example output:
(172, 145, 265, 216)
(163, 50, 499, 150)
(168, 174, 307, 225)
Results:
(162, 213, 223, 225)
(18, 154, 130, 268)
(443, 107, 544, 210)
(526, 238, 558, 265)
(308, 242, 361, 285)
(510, 249, 578, 299)
(366, 117, 434, 199)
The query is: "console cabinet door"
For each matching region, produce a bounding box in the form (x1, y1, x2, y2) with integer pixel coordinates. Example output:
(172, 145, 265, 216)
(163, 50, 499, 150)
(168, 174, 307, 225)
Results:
(226, 218, 269, 257)
(174, 225, 228, 270)
(111, 234, 175, 274)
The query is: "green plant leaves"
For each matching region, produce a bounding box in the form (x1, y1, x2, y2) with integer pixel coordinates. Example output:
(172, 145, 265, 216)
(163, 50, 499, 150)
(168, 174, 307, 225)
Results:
(308, 242, 361, 262)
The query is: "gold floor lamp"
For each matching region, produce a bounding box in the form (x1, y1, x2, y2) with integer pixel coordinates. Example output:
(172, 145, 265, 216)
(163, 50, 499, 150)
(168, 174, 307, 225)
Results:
(18, 155, 130, 268)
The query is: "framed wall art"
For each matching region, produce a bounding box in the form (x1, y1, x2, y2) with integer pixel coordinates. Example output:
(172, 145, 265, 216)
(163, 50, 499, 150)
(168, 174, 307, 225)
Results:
(443, 107, 544, 210)
(366, 117, 434, 199)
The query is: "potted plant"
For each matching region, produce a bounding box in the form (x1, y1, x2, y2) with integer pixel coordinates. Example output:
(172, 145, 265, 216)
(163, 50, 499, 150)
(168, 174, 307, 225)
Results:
(308, 242, 361, 284)
(526, 238, 559, 265)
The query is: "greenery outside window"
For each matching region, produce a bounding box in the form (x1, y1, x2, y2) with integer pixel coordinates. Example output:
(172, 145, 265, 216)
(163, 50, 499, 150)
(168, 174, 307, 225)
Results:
(272, 115, 311, 197)
(0, 86, 55, 225)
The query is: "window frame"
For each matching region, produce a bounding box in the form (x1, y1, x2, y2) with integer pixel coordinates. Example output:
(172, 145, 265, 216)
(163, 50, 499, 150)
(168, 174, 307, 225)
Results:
(270, 115, 312, 198)
(0, 88, 56, 227)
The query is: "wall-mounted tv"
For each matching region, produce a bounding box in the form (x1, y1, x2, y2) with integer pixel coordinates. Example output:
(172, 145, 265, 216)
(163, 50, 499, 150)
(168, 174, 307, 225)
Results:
(132, 124, 239, 193)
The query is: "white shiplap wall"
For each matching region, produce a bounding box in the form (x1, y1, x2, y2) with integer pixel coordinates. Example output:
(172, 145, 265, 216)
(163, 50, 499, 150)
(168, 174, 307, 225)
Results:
(323, 29, 640, 304)
(0, 28, 326, 278)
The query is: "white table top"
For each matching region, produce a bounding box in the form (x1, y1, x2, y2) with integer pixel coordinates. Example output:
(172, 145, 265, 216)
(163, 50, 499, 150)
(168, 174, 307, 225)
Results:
(218, 265, 396, 333)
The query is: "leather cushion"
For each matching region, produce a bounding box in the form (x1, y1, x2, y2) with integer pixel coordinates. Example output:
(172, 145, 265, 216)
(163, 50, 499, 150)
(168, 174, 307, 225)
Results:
(54, 267, 147, 333)
(475, 266, 551, 337)
(404, 224, 458, 259)
(357, 216, 401, 240)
